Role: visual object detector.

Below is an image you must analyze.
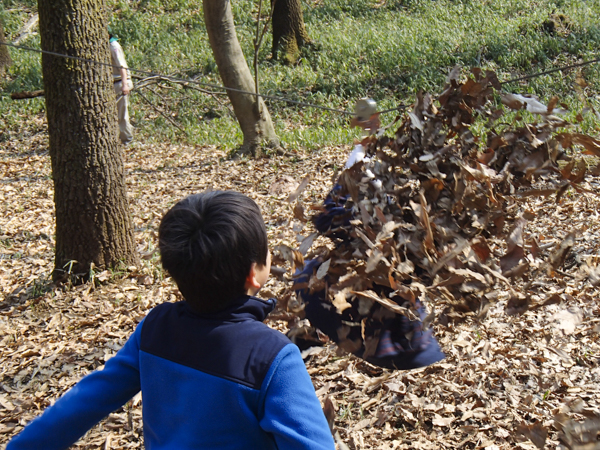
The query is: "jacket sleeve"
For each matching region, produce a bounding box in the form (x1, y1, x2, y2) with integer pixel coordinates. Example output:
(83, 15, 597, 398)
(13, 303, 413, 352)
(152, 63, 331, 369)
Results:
(6, 319, 145, 450)
(259, 344, 336, 450)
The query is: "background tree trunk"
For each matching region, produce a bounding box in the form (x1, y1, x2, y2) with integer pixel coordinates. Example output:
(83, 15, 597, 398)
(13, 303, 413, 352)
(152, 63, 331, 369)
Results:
(38, 0, 138, 281)
(271, 0, 311, 65)
(0, 19, 12, 76)
(203, 0, 279, 156)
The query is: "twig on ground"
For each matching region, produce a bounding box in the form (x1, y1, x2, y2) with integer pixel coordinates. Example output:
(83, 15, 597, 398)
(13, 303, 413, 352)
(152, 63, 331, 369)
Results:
(11, 90, 44, 100)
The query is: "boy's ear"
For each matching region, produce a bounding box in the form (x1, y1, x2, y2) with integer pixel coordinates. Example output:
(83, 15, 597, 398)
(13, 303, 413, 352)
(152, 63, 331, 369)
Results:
(244, 263, 261, 291)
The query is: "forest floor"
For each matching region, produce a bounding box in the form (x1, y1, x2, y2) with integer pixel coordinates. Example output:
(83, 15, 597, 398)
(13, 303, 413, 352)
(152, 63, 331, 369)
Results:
(1, 115, 600, 449)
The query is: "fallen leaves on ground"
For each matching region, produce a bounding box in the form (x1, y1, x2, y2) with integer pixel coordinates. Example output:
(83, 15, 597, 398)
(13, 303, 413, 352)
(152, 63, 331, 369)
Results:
(0, 99, 599, 448)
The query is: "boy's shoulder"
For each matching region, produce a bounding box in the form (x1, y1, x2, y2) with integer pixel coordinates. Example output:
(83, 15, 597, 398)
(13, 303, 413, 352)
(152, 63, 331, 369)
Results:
(139, 299, 293, 389)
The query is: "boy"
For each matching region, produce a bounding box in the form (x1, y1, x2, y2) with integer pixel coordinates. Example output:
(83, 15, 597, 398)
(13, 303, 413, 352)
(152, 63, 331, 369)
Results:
(7, 191, 335, 450)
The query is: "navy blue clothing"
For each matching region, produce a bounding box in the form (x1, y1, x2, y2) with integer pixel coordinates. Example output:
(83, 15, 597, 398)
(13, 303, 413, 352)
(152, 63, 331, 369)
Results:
(294, 260, 445, 370)
(294, 183, 445, 370)
(313, 184, 352, 240)
(7, 297, 335, 450)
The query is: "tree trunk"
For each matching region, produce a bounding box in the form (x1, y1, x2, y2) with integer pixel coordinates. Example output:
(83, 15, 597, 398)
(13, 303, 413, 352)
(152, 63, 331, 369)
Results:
(203, 0, 279, 156)
(271, 0, 311, 65)
(0, 19, 12, 76)
(38, 0, 138, 281)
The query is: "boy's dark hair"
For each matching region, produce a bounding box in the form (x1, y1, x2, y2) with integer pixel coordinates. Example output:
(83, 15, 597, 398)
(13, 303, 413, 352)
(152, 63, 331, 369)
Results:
(158, 191, 268, 313)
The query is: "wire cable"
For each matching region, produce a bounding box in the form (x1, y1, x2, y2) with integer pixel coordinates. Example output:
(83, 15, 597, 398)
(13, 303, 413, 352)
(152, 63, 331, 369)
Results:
(1, 41, 356, 115)
(2, 41, 599, 115)
(499, 56, 600, 85)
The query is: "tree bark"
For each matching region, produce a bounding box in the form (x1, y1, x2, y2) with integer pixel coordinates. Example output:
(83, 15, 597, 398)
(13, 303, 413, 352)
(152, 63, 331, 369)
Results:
(38, 0, 138, 281)
(271, 0, 311, 65)
(203, 0, 279, 156)
(0, 19, 12, 76)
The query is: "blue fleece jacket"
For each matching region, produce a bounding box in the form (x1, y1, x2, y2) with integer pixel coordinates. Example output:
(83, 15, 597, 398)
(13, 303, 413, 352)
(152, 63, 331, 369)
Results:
(7, 296, 335, 450)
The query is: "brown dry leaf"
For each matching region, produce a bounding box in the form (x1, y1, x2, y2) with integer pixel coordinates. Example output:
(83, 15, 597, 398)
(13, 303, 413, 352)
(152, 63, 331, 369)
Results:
(470, 237, 491, 263)
(275, 244, 305, 272)
(323, 396, 335, 432)
(505, 295, 530, 315)
(555, 413, 600, 450)
(516, 421, 547, 449)
(552, 307, 583, 335)
(557, 132, 600, 157)
(500, 218, 527, 273)
(500, 245, 525, 274)
(350, 113, 381, 134)
(432, 414, 455, 427)
(500, 93, 524, 110)
(298, 232, 318, 256)
(338, 169, 360, 204)
(316, 259, 331, 280)
(547, 96, 559, 114)
(548, 232, 576, 272)
(351, 290, 416, 319)
(269, 175, 299, 196)
(331, 289, 353, 314)
(293, 201, 307, 222)
(287, 176, 311, 203)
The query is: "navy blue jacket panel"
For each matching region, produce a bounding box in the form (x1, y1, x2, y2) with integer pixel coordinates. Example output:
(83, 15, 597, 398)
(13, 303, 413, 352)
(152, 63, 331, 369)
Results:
(7, 296, 336, 450)
(140, 297, 290, 389)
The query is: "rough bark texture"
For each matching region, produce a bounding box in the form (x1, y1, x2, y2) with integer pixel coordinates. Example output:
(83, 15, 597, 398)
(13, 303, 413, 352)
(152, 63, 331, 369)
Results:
(38, 0, 138, 281)
(271, 0, 311, 65)
(203, 0, 279, 156)
(0, 20, 12, 76)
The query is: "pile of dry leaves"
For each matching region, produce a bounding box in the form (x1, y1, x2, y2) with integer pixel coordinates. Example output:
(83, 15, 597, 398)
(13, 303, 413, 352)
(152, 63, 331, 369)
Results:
(276, 71, 590, 332)
(1, 70, 599, 449)
(276, 68, 600, 448)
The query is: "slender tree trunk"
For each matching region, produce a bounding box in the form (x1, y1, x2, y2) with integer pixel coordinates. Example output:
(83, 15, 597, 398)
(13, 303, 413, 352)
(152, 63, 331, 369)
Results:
(271, 0, 311, 65)
(203, 0, 279, 156)
(0, 19, 12, 76)
(38, 0, 138, 281)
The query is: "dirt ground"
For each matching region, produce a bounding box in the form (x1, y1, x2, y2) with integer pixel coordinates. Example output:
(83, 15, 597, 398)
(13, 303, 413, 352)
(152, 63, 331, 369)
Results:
(1, 117, 599, 449)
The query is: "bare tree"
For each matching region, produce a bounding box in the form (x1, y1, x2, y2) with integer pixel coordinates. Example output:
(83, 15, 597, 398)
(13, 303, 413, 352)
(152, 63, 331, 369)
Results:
(38, 0, 138, 281)
(203, 0, 279, 156)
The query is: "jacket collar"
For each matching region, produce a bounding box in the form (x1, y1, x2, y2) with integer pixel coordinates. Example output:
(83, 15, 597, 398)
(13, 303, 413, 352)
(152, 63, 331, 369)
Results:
(184, 295, 276, 322)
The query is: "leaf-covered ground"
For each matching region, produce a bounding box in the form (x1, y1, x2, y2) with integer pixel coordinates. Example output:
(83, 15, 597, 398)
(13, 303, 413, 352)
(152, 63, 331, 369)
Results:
(1, 116, 599, 449)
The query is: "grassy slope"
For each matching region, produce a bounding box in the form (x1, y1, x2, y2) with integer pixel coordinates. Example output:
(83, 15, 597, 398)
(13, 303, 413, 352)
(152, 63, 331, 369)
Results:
(1, 0, 600, 150)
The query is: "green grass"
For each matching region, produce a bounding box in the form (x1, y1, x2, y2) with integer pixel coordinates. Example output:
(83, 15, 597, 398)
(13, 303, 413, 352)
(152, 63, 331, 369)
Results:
(2, 0, 600, 150)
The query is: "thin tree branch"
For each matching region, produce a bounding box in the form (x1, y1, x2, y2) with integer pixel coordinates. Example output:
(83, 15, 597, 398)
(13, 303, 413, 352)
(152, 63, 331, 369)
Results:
(135, 74, 227, 96)
(133, 75, 236, 121)
(145, 86, 170, 105)
(252, 0, 276, 110)
(12, 14, 38, 45)
(135, 90, 186, 133)
(253, 0, 264, 105)
(259, 0, 276, 50)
